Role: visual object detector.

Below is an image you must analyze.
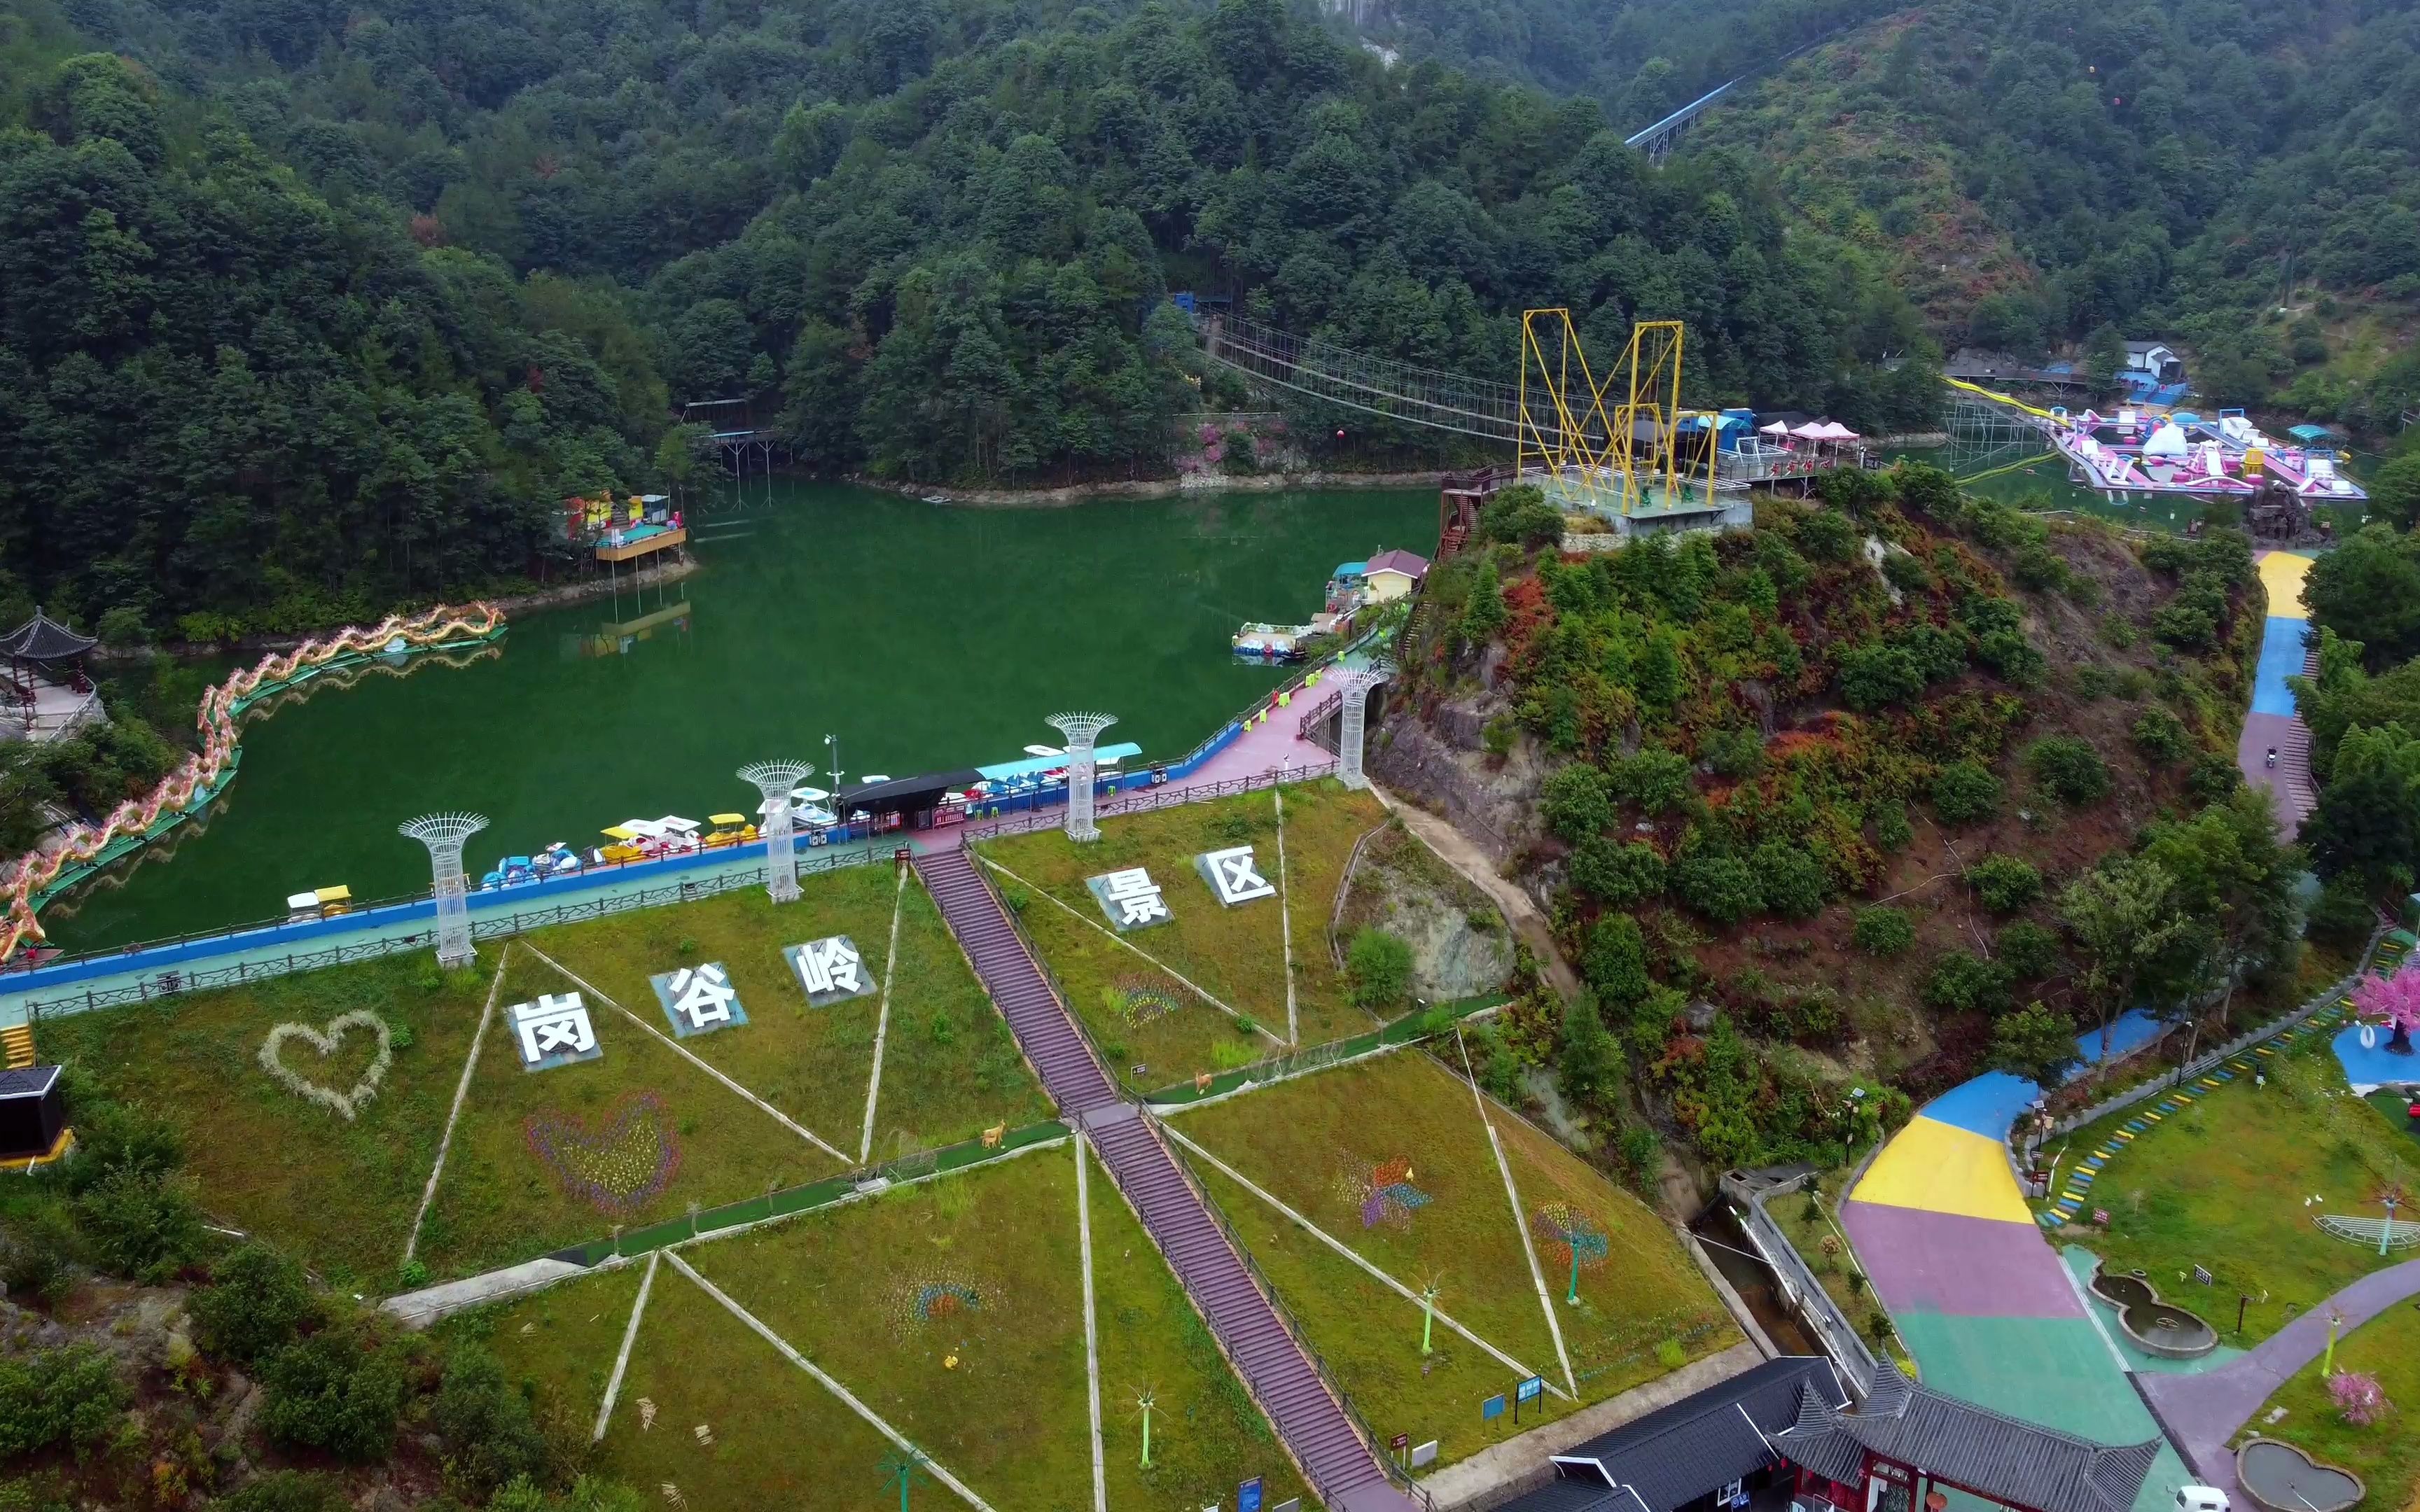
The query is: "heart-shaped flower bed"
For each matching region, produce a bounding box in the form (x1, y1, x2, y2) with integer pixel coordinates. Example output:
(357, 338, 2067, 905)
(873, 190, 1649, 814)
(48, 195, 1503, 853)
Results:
(2235, 1437, 2364, 1512)
(524, 1093, 682, 1214)
(258, 1011, 394, 1121)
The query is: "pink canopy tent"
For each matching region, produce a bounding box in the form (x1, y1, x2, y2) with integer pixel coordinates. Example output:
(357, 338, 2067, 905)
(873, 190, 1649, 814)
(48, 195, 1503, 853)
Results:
(1790, 422, 1828, 438)
(1816, 421, 1861, 441)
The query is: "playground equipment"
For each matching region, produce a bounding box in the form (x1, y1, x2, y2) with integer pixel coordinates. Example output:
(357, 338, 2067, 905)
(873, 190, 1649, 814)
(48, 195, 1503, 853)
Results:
(0, 602, 507, 964)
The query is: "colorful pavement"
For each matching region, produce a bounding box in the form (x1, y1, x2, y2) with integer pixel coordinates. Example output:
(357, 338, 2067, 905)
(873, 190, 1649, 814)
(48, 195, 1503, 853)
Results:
(2239, 551, 2317, 832)
(1842, 1010, 2192, 1512)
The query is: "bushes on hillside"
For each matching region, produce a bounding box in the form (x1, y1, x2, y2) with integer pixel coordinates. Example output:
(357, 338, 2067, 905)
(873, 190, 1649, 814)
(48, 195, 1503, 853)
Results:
(1964, 855, 2043, 913)
(194, 1245, 315, 1364)
(260, 1328, 406, 1462)
(433, 1347, 555, 1500)
(1346, 929, 1413, 1011)
(1996, 920, 2064, 981)
(1541, 764, 1613, 843)
(1854, 906, 1914, 955)
(0, 1345, 127, 1460)
(1608, 748, 1693, 813)
(1924, 951, 2015, 1015)
(2029, 737, 2110, 804)
(1837, 643, 1925, 710)
(1674, 855, 1762, 924)
(1570, 837, 1664, 905)
(1933, 760, 2002, 824)
(1752, 840, 1829, 918)
(2133, 706, 2191, 764)
(1585, 914, 1652, 1007)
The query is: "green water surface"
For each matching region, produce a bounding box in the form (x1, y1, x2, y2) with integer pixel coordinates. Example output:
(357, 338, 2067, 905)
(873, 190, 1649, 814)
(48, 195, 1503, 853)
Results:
(47, 482, 1434, 951)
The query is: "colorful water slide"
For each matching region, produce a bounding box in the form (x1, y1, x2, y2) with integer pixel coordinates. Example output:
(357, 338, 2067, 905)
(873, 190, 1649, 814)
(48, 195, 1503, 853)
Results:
(1840, 1013, 2194, 1512)
(2239, 552, 2317, 832)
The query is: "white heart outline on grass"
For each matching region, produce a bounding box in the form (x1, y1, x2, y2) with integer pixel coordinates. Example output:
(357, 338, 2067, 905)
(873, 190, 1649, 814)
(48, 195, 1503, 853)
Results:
(257, 1009, 394, 1121)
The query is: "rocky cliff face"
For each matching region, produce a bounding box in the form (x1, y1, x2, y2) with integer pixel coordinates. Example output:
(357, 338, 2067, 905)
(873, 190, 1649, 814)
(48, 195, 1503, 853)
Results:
(1368, 687, 1544, 871)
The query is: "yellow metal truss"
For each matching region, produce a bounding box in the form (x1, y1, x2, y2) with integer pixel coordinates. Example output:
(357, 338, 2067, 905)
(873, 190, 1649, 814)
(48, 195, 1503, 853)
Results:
(1515, 310, 1715, 516)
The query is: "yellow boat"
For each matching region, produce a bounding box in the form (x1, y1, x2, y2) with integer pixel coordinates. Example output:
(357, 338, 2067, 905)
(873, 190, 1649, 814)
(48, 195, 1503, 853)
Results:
(598, 825, 647, 864)
(704, 812, 758, 846)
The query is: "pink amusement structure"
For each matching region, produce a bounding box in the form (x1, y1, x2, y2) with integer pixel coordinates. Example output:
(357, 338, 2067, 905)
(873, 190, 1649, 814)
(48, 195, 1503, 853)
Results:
(0, 602, 506, 964)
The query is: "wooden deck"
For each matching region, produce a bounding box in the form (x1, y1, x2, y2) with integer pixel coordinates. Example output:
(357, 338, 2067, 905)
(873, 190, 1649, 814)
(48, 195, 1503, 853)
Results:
(594, 525, 687, 564)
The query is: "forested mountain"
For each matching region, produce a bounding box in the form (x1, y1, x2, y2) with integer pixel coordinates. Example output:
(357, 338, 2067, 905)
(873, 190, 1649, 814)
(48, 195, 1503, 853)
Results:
(0, 0, 1938, 636)
(1671, 0, 2420, 429)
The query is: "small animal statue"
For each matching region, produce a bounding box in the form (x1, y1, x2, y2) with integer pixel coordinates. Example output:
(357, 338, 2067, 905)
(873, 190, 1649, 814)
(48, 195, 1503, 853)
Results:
(982, 1122, 1006, 1149)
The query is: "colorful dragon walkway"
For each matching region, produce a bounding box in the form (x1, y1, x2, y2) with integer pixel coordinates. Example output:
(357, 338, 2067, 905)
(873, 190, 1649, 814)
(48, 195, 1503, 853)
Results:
(0, 602, 506, 962)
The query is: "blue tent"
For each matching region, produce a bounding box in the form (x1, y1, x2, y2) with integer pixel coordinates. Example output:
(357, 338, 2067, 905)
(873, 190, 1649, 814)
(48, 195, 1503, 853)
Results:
(2288, 424, 2333, 442)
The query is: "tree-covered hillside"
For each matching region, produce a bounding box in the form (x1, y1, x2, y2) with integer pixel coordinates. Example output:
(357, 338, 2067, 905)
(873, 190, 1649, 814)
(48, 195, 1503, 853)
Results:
(1673, 0, 2420, 432)
(0, 0, 1942, 641)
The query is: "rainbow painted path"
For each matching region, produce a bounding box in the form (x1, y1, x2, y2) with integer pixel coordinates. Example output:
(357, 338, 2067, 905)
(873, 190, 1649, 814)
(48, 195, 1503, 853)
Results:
(1842, 1013, 2192, 1512)
(2239, 551, 2317, 832)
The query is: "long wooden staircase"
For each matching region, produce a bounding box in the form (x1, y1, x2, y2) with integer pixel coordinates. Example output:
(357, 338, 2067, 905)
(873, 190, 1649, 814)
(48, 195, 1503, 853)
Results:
(912, 843, 1417, 1512)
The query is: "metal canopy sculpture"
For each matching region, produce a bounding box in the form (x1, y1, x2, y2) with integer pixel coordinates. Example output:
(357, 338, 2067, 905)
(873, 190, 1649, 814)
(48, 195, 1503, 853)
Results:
(1515, 312, 1714, 517)
(1331, 666, 1388, 789)
(401, 811, 488, 969)
(1048, 712, 1117, 843)
(739, 760, 815, 904)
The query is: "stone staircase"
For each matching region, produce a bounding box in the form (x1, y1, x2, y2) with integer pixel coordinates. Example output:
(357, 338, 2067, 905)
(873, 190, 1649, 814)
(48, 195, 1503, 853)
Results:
(912, 843, 1415, 1512)
(1, 1022, 32, 1070)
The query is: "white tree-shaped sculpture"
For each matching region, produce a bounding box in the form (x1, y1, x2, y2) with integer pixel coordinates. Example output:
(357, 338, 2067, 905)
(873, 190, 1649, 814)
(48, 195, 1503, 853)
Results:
(1333, 666, 1389, 789)
(1048, 713, 1118, 843)
(738, 761, 816, 903)
(401, 812, 489, 969)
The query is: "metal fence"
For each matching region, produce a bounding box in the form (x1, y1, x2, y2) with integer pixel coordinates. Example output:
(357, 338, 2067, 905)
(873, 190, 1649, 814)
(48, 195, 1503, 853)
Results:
(973, 764, 1340, 843)
(2042, 920, 2392, 1142)
(23, 849, 881, 1021)
(1720, 1170, 1882, 1399)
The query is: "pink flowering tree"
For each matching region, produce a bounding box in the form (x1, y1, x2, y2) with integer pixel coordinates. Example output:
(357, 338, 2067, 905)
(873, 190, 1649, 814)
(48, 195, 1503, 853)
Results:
(2328, 1370, 2388, 1427)
(2351, 965, 2420, 1056)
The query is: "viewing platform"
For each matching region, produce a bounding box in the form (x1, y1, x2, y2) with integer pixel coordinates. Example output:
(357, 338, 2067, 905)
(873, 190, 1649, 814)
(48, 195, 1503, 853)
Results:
(594, 522, 687, 564)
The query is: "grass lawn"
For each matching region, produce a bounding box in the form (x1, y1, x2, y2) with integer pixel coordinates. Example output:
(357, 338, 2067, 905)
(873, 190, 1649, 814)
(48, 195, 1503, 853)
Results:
(683, 1144, 1094, 1512)
(599, 1259, 907, 1509)
(439, 1259, 649, 1433)
(2366, 1090, 2420, 1152)
(1178, 1050, 1737, 1467)
(39, 951, 499, 1291)
(416, 947, 845, 1281)
(2248, 1296, 2420, 1511)
(977, 781, 1387, 1087)
(518, 867, 1047, 1161)
(2038, 1039, 2419, 1345)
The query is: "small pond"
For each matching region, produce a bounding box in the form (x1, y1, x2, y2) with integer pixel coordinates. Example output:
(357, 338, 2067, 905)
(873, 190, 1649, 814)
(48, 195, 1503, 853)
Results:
(2235, 1437, 2364, 1512)
(2088, 1266, 2218, 1358)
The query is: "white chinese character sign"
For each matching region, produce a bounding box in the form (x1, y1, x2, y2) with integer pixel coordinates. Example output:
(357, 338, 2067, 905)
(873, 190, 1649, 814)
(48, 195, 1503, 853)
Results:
(784, 936, 876, 1007)
(650, 961, 748, 1038)
(511, 992, 601, 1072)
(1196, 846, 1277, 907)
(1087, 867, 1171, 932)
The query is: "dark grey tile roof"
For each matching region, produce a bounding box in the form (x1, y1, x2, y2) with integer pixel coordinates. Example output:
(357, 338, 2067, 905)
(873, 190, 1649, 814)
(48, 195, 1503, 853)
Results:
(0, 1064, 60, 1099)
(1496, 1478, 1625, 1512)
(1521, 1359, 1847, 1512)
(1776, 1365, 2163, 1512)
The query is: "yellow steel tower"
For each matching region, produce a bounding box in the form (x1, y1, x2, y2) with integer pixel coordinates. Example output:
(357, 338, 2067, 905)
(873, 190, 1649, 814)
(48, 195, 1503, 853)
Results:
(1515, 311, 1713, 516)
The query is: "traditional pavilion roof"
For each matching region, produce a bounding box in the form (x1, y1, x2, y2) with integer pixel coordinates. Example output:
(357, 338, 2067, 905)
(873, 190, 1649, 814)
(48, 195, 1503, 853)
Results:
(1543, 1357, 1848, 1512)
(1775, 1365, 2162, 1512)
(0, 608, 95, 662)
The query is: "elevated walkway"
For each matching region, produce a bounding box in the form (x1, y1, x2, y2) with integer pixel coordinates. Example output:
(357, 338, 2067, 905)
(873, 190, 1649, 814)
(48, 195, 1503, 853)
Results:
(912, 841, 1414, 1511)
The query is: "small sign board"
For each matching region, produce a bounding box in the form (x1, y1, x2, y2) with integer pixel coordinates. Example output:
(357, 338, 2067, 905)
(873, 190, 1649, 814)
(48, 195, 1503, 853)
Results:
(510, 993, 601, 1072)
(784, 936, 875, 1007)
(1410, 1440, 1439, 1470)
(1238, 1477, 1263, 1512)
(651, 961, 747, 1037)
(1389, 1432, 1410, 1459)
(1271, 1501, 1300, 1512)
(1197, 846, 1277, 906)
(1088, 867, 1172, 930)
(1481, 1394, 1505, 1421)
(1515, 1376, 1544, 1402)
(2193, 1264, 2214, 1286)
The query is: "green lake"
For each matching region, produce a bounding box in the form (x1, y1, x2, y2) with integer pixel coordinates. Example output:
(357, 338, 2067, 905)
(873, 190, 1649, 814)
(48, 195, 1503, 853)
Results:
(46, 482, 1436, 951)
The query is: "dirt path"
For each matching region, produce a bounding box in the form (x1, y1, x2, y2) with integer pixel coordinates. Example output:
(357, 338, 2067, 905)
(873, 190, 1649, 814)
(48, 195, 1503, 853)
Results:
(1371, 783, 1705, 1217)
(1368, 784, 1581, 1000)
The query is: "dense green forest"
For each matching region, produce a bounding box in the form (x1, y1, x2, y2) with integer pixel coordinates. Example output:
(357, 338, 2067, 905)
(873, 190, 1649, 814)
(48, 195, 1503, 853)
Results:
(1670, 0, 2420, 430)
(0, 0, 1940, 636)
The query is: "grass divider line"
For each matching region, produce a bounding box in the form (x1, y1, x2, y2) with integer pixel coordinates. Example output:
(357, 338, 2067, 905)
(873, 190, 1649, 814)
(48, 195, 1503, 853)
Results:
(593, 1249, 660, 1443)
(1158, 1120, 1569, 1400)
(1274, 786, 1298, 1045)
(1076, 1132, 1107, 1512)
(861, 864, 910, 1162)
(403, 945, 512, 1268)
(517, 938, 850, 1164)
(664, 1250, 999, 1512)
(976, 853, 1283, 1046)
(1457, 1024, 1578, 1398)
